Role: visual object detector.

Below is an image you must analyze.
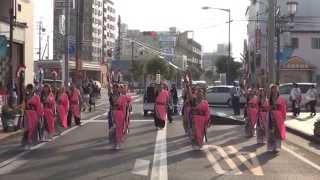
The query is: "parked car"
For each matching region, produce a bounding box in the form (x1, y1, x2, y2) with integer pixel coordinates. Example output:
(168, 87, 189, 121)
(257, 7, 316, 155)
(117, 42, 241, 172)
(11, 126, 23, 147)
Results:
(279, 82, 316, 110)
(192, 81, 207, 89)
(143, 84, 156, 116)
(43, 79, 63, 88)
(206, 85, 246, 106)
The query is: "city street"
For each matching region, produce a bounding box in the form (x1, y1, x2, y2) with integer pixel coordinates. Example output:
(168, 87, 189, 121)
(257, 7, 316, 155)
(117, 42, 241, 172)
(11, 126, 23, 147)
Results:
(0, 95, 319, 180)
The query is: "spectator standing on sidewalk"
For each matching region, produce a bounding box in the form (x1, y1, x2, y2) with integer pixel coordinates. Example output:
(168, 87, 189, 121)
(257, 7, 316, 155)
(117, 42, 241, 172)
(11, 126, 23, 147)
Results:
(170, 84, 178, 115)
(89, 80, 96, 112)
(306, 85, 318, 116)
(82, 81, 92, 112)
(230, 82, 241, 115)
(290, 83, 302, 117)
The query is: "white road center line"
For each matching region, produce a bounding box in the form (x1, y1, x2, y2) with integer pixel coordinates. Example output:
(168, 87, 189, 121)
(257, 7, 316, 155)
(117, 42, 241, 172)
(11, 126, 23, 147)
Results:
(283, 145, 320, 171)
(0, 114, 103, 175)
(150, 125, 168, 180)
(203, 145, 226, 175)
(227, 146, 264, 176)
(208, 145, 242, 175)
(132, 159, 151, 176)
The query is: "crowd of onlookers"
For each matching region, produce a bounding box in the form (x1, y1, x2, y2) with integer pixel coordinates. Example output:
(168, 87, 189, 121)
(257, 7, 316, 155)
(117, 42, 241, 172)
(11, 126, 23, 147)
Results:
(80, 79, 101, 112)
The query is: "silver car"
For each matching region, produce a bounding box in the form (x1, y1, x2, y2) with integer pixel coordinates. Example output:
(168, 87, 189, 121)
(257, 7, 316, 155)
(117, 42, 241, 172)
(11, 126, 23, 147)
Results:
(206, 85, 245, 106)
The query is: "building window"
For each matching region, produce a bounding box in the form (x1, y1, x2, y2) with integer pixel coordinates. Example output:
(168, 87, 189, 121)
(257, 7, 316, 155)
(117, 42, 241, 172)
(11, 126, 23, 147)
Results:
(291, 38, 299, 49)
(312, 38, 320, 49)
(18, 4, 22, 12)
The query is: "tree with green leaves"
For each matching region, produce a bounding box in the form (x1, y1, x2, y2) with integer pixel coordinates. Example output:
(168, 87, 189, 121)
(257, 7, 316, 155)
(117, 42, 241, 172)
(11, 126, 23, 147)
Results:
(164, 65, 178, 80)
(204, 70, 214, 80)
(145, 56, 168, 75)
(187, 64, 202, 80)
(215, 55, 242, 82)
(131, 61, 145, 81)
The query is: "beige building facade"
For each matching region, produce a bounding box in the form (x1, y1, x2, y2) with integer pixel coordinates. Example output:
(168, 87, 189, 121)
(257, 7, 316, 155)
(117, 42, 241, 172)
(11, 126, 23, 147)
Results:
(0, 0, 34, 86)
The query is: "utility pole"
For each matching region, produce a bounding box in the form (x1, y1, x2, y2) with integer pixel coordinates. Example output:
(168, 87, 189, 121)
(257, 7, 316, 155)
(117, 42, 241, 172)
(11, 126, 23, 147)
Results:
(8, 0, 16, 97)
(227, 10, 231, 85)
(38, 22, 43, 61)
(276, 22, 281, 85)
(64, 0, 70, 87)
(47, 35, 50, 59)
(267, 0, 276, 85)
(117, 15, 121, 60)
(75, 0, 82, 82)
(131, 41, 134, 87)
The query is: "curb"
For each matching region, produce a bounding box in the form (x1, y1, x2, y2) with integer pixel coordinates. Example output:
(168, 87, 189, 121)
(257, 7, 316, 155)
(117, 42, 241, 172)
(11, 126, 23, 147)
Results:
(285, 125, 320, 144)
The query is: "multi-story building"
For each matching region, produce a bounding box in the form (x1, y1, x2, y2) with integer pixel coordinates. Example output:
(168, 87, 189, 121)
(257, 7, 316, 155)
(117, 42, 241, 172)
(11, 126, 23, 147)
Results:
(0, 0, 34, 93)
(202, 44, 229, 83)
(117, 28, 161, 62)
(53, 0, 116, 85)
(246, 0, 320, 84)
(114, 26, 202, 74)
(103, 0, 116, 62)
(158, 27, 178, 63)
(176, 31, 202, 69)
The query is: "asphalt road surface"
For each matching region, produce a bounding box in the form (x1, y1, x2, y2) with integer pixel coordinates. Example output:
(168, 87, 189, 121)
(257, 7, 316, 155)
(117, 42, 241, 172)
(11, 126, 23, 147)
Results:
(0, 95, 320, 180)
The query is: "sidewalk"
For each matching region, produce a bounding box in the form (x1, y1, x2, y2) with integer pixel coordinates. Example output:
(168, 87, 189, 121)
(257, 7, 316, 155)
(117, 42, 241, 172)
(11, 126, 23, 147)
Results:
(285, 112, 319, 143)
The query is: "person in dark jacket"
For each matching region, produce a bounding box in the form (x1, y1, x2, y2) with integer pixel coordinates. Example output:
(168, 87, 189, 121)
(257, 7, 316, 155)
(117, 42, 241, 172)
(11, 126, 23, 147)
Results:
(170, 84, 178, 114)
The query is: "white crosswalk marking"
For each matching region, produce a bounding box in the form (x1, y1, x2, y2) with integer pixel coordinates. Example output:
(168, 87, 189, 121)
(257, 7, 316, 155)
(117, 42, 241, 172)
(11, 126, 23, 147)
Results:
(203, 145, 264, 176)
(132, 159, 150, 176)
(203, 146, 226, 175)
(210, 145, 242, 175)
(227, 146, 264, 176)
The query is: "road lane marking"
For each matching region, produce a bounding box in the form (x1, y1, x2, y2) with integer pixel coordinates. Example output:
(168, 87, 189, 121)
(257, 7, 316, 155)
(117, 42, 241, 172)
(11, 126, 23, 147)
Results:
(227, 146, 264, 176)
(207, 145, 242, 175)
(0, 114, 104, 175)
(150, 125, 168, 180)
(133, 97, 143, 103)
(132, 159, 151, 176)
(283, 145, 320, 171)
(248, 152, 264, 176)
(203, 145, 226, 175)
(87, 119, 154, 123)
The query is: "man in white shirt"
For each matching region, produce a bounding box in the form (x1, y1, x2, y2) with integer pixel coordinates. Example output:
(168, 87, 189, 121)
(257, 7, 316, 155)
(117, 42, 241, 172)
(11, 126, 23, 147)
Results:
(306, 85, 318, 116)
(290, 83, 302, 117)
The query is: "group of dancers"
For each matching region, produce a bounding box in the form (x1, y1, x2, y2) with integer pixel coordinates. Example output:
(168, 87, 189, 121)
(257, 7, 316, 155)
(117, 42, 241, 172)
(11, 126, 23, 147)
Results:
(22, 83, 81, 150)
(107, 71, 211, 151)
(107, 71, 287, 153)
(245, 84, 287, 153)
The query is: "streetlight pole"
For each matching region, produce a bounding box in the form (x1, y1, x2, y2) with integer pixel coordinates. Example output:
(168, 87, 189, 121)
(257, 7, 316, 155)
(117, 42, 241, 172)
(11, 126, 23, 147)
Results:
(202, 6, 231, 85)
